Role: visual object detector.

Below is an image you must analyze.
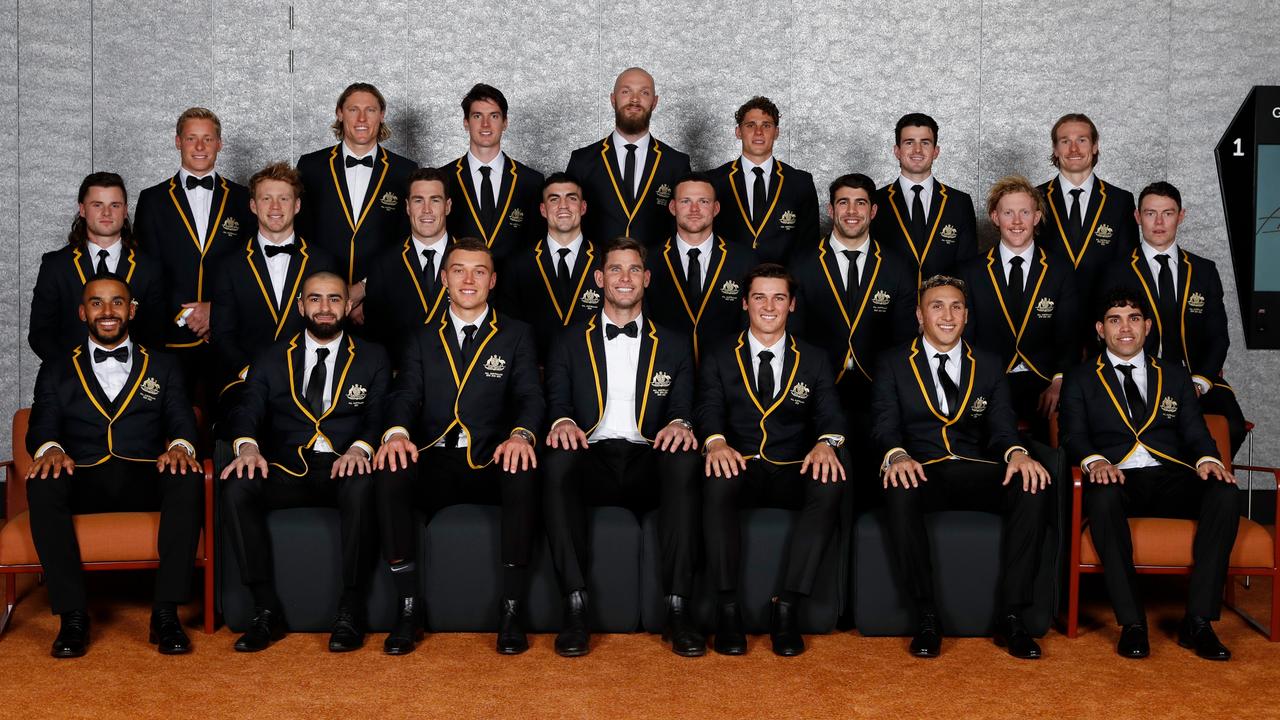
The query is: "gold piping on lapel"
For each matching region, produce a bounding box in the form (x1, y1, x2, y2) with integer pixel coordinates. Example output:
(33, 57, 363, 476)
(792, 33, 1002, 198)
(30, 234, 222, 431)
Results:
(983, 247, 1050, 379)
(583, 316, 605, 436)
(600, 136, 664, 234)
(817, 240, 882, 383)
(398, 238, 448, 321)
(731, 333, 802, 464)
(886, 182, 950, 282)
(635, 320, 659, 441)
(454, 156, 518, 246)
(534, 240, 596, 324)
(244, 237, 311, 337)
(71, 345, 153, 462)
(166, 175, 231, 300)
(1045, 177, 1109, 269)
(727, 159, 786, 246)
(435, 311, 501, 469)
(328, 146, 391, 283)
(906, 338, 976, 426)
(661, 236, 728, 360)
(1093, 354, 1163, 437)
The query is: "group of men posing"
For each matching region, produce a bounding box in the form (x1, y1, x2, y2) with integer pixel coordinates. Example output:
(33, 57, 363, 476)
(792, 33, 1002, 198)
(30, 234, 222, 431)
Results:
(24, 67, 1246, 665)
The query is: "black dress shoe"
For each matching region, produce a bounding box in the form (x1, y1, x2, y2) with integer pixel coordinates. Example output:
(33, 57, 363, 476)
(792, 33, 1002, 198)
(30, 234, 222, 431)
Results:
(149, 606, 191, 655)
(993, 614, 1042, 660)
(769, 599, 805, 657)
(234, 606, 286, 652)
(713, 601, 747, 656)
(909, 613, 941, 658)
(497, 599, 529, 655)
(1117, 624, 1150, 659)
(554, 589, 590, 657)
(662, 595, 706, 657)
(384, 597, 424, 656)
(51, 610, 90, 659)
(328, 600, 365, 653)
(1177, 616, 1231, 661)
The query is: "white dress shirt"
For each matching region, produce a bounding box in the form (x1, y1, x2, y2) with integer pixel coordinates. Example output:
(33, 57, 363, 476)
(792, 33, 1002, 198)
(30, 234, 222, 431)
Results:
(747, 331, 786, 399)
(87, 337, 134, 401)
(302, 332, 344, 453)
(342, 143, 376, 215)
(589, 312, 647, 444)
(412, 233, 450, 275)
(675, 233, 714, 287)
(547, 233, 585, 280)
(433, 307, 488, 449)
(920, 336, 961, 416)
(1056, 172, 1095, 222)
(467, 150, 505, 207)
(998, 241, 1036, 373)
(1141, 239, 1180, 301)
(897, 175, 936, 221)
(178, 168, 214, 245)
(86, 239, 124, 275)
(258, 232, 296, 307)
(740, 155, 775, 217)
(1106, 349, 1158, 470)
(829, 235, 869, 293)
(611, 130, 650, 198)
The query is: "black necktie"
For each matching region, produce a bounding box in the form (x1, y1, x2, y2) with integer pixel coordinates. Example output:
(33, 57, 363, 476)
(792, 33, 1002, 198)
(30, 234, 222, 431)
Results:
(460, 324, 478, 360)
(756, 350, 775, 400)
(345, 155, 373, 169)
(842, 250, 861, 302)
(479, 166, 497, 227)
(556, 247, 573, 300)
(1008, 255, 1026, 313)
(623, 144, 638, 205)
(606, 321, 638, 340)
(185, 174, 214, 191)
(1155, 253, 1181, 358)
(421, 249, 438, 296)
(686, 248, 702, 300)
(93, 346, 129, 363)
(935, 353, 959, 414)
(910, 184, 927, 239)
(1067, 188, 1084, 246)
(1117, 363, 1147, 421)
(263, 243, 298, 258)
(752, 167, 767, 226)
(305, 348, 330, 416)
(95, 249, 110, 276)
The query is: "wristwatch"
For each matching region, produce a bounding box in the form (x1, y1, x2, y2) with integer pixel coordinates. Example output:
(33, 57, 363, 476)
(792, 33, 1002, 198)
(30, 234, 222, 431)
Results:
(820, 436, 843, 449)
(510, 428, 536, 445)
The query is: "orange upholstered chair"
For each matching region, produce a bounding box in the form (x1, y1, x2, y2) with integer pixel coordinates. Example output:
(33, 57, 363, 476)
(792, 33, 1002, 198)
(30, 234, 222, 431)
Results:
(1052, 414, 1279, 640)
(0, 409, 215, 634)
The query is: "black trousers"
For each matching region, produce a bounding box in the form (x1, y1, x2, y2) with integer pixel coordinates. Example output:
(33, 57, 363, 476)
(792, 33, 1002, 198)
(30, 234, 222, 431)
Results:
(883, 459, 1049, 618)
(375, 446, 538, 593)
(704, 458, 845, 596)
(26, 459, 203, 615)
(838, 376, 883, 511)
(223, 453, 373, 603)
(1198, 385, 1248, 457)
(543, 440, 700, 597)
(1007, 371, 1051, 443)
(1084, 464, 1240, 626)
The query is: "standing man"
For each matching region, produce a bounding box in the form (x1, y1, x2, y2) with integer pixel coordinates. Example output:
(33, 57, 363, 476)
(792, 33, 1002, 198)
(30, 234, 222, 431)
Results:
(1038, 113, 1138, 335)
(498, 173, 601, 362)
(543, 238, 703, 658)
(872, 275, 1052, 660)
(566, 67, 691, 246)
(708, 96, 819, 266)
(645, 174, 756, 361)
(698, 264, 848, 657)
(443, 83, 545, 270)
(26, 276, 202, 657)
(362, 167, 455, 361)
(374, 239, 543, 656)
(221, 271, 390, 653)
(30, 172, 165, 362)
(212, 162, 336, 405)
(958, 176, 1078, 437)
(1059, 288, 1239, 660)
(872, 113, 977, 282)
(1101, 182, 1246, 454)
(297, 82, 417, 323)
(134, 107, 255, 395)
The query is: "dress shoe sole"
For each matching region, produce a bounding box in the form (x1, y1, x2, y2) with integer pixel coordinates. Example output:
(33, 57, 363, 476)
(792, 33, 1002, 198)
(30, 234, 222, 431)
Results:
(555, 646, 590, 658)
(713, 644, 747, 656)
(1118, 649, 1149, 659)
(1177, 638, 1230, 661)
(384, 644, 418, 656)
(149, 630, 192, 655)
(51, 646, 87, 659)
(234, 642, 270, 653)
(328, 641, 365, 653)
(672, 645, 707, 658)
(910, 649, 940, 659)
(497, 646, 530, 655)
(772, 646, 805, 657)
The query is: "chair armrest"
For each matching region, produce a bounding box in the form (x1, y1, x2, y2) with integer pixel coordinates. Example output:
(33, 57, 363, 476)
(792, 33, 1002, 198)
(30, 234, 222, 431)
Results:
(1069, 467, 1085, 569)
(1233, 463, 1280, 520)
(0, 459, 18, 520)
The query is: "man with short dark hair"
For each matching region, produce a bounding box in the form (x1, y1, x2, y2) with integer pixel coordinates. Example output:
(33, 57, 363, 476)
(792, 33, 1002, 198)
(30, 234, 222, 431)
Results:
(1059, 289, 1239, 661)
(698, 263, 848, 657)
(708, 96, 819, 266)
(566, 67, 691, 246)
(872, 113, 977, 281)
(443, 83, 545, 270)
(26, 276, 202, 658)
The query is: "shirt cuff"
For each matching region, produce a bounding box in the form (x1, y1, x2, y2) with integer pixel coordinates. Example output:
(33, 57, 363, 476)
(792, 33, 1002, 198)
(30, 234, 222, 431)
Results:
(1192, 375, 1211, 394)
(382, 426, 410, 444)
(1003, 445, 1029, 463)
(1196, 456, 1224, 469)
(1080, 454, 1107, 473)
(509, 427, 536, 447)
(167, 439, 196, 457)
(881, 447, 908, 471)
(233, 437, 258, 456)
(817, 433, 845, 447)
(550, 417, 577, 431)
(34, 441, 64, 459)
(350, 441, 374, 459)
(1052, 373, 1064, 381)
(702, 434, 727, 452)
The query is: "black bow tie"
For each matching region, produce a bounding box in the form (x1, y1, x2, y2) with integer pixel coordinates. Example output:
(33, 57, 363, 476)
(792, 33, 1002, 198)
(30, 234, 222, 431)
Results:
(264, 243, 299, 258)
(185, 174, 214, 191)
(345, 155, 374, 168)
(605, 321, 638, 340)
(93, 346, 129, 363)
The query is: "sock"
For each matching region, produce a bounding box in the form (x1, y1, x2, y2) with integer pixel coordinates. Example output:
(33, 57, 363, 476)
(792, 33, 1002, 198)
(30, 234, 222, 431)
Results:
(502, 563, 528, 600)
(389, 560, 418, 599)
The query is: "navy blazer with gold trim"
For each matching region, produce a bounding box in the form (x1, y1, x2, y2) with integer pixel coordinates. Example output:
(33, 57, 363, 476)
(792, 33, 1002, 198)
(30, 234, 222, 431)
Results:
(496, 238, 602, 362)
(296, 144, 417, 285)
(225, 332, 391, 477)
(28, 244, 166, 363)
(545, 314, 694, 440)
(362, 236, 454, 362)
(644, 236, 755, 362)
(27, 343, 197, 465)
(709, 158, 820, 266)
(134, 172, 256, 349)
(870, 338, 1022, 465)
(443, 154, 545, 270)
(1037, 175, 1138, 316)
(566, 136, 691, 246)
(384, 308, 544, 469)
(1059, 353, 1219, 470)
(872, 180, 978, 282)
(696, 332, 845, 465)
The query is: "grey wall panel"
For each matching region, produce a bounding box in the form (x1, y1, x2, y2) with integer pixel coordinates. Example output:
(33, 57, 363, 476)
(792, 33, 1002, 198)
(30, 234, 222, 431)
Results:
(0, 0, 17, 457)
(212, 2, 292, 182)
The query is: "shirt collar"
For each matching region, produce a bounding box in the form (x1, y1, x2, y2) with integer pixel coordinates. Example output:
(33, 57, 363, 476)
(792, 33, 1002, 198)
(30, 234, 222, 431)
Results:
(998, 241, 1036, 266)
(1057, 172, 1095, 195)
(1106, 348, 1146, 370)
(178, 167, 215, 186)
(546, 233, 584, 257)
(87, 238, 124, 260)
(466, 150, 505, 174)
(342, 142, 377, 161)
(602, 310, 643, 332)
(675, 233, 713, 256)
(920, 336, 961, 367)
(305, 331, 344, 353)
(747, 331, 786, 360)
(448, 306, 489, 332)
(829, 234, 870, 256)
(898, 174, 935, 196)
(1140, 239, 1179, 265)
(740, 155, 775, 178)
(611, 130, 651, 152)
(87, 336, 133, 359)
(412, 233, 449, 258)
(258, 232, 297, 252)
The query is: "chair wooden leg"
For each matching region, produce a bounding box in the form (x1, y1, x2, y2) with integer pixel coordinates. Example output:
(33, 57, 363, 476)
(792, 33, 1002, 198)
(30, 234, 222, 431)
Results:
(203, 561, 215, 635)
(1067, 566, 1080, 638)
(1271, 572, 1280, 642)
(0, 574, 15, 634)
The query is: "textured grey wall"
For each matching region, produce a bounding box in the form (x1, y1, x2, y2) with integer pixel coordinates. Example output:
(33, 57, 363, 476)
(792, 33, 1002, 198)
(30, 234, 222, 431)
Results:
(4, 2, 1279, 485)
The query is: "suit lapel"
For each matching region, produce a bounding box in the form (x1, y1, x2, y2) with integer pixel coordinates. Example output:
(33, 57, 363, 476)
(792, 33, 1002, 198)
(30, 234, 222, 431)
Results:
(584, 315, 608, 428)
(633, 318, 659, 429)
(279, 239, 311, 318)
(71, 345, 115, 420)
(599, 136, 664, 223)
(728, 160, 786, 244)
(110, 345, 149, 418)
(243, 240, 280, 328)
(286, 335, 316, 422)
(166, 174, 204, 254)
(320, 336, 358, 421)
(400, 238, 447, 321)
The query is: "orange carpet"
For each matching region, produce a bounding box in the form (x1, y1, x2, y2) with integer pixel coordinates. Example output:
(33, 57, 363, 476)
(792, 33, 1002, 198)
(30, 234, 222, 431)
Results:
(1, 574, 1278, 719)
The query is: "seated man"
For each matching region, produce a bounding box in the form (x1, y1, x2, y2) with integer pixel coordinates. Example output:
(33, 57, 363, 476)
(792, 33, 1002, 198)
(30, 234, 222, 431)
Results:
(872, 275, 1051, 660)
(1060, 289, 1238, 660)
(26, 276, 202, 658)
(543, 237, 702, 657)
(374, 238, 543, 656)
(698, 263, 847, 657)
(221, 271, 390, 653)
